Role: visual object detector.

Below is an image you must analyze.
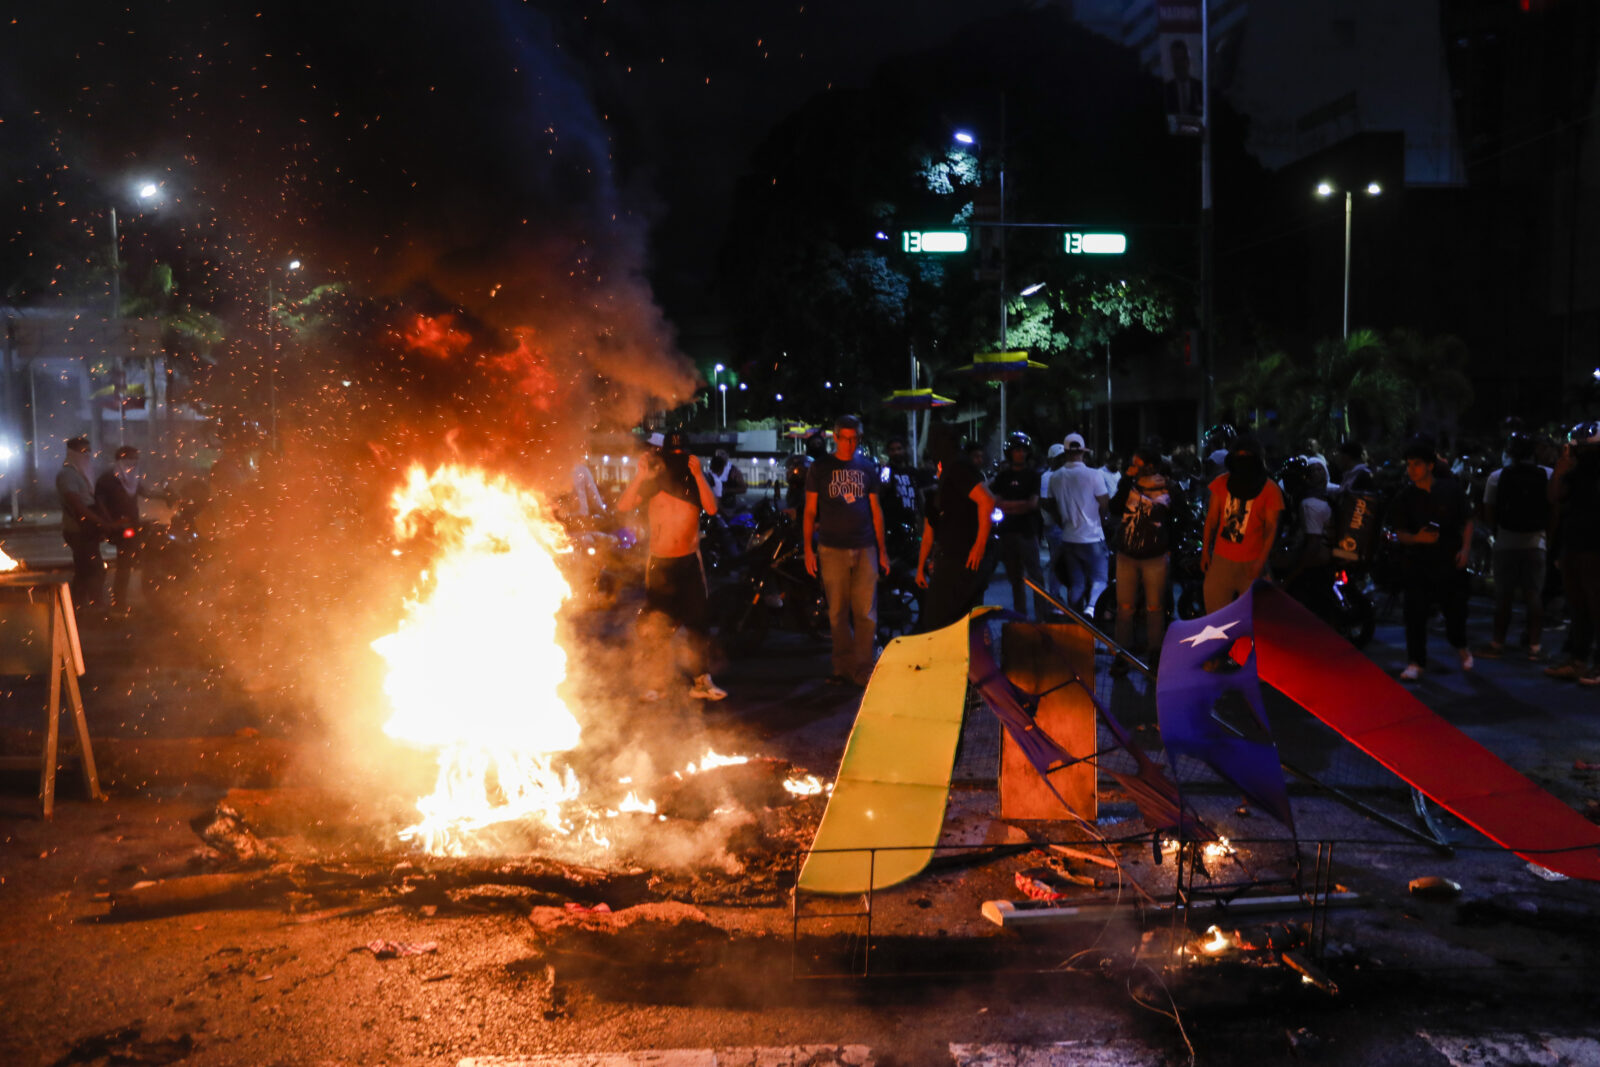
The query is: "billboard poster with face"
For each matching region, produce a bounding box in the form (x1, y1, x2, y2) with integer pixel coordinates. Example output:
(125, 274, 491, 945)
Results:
(1158, 1, 1205, 136)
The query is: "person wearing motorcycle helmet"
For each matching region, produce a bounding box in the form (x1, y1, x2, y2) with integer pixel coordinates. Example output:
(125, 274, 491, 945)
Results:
(1480, 431, 1549, 661)
(1545, 421, 1600, 683)
(1273, 455, 1335, 616)
(617, 428, 727, 701)
(989, 431, 1045, 615)
(1203, 423, 1237, 478)
(1201, 435, 1285, 614)
(1386, 434, 1474, 682)
(93, 444, 153, 614)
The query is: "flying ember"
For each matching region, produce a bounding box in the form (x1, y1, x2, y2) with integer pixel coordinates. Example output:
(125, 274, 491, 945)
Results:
(372, 464, 581, 856)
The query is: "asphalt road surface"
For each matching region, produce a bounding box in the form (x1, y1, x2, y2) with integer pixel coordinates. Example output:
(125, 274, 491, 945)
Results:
(1, 518, 1598, 1067)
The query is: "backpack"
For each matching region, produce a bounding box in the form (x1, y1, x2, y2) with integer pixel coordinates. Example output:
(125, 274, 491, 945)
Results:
(1330, 490, 1381, 562)
(1495, 463, 1549, 534)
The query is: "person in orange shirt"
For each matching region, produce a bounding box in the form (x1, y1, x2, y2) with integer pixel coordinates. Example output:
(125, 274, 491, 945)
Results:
(1200, 437, 1285, 614)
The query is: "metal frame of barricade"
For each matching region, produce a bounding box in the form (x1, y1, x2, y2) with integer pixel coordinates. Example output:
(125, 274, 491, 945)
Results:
(789, 835, 1346, 981)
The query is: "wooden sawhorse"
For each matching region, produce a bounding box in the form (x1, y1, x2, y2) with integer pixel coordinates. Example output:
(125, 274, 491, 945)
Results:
(0, 573, 102, 817)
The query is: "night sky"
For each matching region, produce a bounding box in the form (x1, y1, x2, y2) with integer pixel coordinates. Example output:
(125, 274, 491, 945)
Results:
(2, 0, 991, 318)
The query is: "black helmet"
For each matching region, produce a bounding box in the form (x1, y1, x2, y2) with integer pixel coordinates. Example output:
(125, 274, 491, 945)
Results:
(1279, 455, 1312, 485)
(1570, 422, 1600, 446)
(1505, 431, 1534, 461)
(1005, 431, 1032, 455)
(661, 429, 689, 454)
(804, 430, 828, 458)
(1204, 423, 1237, 451)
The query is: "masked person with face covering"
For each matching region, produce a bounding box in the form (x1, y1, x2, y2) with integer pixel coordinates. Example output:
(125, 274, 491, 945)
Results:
(94, 445, 154, 613)
(1200, 436, 1285, 614)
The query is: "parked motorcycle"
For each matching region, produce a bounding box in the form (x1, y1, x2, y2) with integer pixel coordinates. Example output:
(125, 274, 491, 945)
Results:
(712, 508, 922, 657)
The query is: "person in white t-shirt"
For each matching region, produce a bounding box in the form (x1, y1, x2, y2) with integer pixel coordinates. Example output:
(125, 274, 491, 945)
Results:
(1047, 433, 1109, 611)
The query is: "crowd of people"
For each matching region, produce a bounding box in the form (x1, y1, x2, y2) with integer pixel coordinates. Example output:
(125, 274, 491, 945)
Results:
(55, 414, 1600, 701)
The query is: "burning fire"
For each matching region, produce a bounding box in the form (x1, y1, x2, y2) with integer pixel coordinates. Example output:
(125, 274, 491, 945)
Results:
(0, 546, 18, 572)
(373, 464, 581, 855)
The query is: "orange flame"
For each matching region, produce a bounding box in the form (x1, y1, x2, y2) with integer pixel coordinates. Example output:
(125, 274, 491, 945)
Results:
(373, 464, 580, 855)
(400, 313, 473, 360)
(0, 546, 18, 572)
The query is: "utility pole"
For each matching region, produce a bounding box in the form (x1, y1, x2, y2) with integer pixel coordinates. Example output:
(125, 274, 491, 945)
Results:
(1197, 0, 1215, 443)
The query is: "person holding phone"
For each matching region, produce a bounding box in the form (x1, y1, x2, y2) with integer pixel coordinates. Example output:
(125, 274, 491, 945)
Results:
(1387, 435, 1474, 681)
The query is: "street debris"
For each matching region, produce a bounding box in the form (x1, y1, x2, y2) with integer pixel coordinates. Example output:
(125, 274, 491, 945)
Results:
(1407, 875, 1462, 898)
(364, 939, 438, 959)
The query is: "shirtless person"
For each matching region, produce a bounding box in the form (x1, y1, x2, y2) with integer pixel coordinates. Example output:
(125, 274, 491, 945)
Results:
(617, 430, 727, 701)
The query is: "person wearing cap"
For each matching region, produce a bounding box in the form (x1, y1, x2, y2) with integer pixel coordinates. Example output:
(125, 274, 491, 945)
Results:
(1039, 442, 1069, 605)
(56, 437, 114, 614)
(94, 445, 154, 613)
(1385, 435, 1474, 681)
(1200, 436, 1285, 614)
(804, 414, 889, 687)
(617, 429, 726, 701)
(1047, 433, 1110, 612)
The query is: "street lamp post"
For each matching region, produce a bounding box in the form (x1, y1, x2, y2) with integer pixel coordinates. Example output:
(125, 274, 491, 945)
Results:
(718, 382, 727, 430)
(108, 183, 161, 446)
(957, 102, 1008, 441)
(1316, 181, 1381, 339)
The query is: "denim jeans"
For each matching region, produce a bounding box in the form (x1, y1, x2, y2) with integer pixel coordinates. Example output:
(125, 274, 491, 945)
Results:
(1059, 541, 1108, 611)
(998, 532, 1044, 615)
(819, 545, 879, 683)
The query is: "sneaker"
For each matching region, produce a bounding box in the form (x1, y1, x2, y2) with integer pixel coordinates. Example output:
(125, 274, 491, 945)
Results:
(1580, 667, 1600, 687)
(1458, 648, 1475, 673)
(690, 674, 727, 701)
(1545, 660, 1582, 681)
(1399, 663, 1423, 682)
(1476, 642, 1505, 659)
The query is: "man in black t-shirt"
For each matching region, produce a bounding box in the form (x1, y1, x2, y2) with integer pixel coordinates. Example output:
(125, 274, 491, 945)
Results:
(1386, 436, 1474, 681)
(804, 415, 890, 686)
(916, 436, 996, 631)
(879, 436, 929, 563)
(989, 432, 1044, 615)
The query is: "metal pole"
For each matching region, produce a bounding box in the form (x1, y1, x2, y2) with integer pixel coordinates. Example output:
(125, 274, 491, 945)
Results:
(908, 348, 918, 460)
(1342, 190, 1352, 340)
(1105, 340, 1113, 456)
(110, 205, 126, 447)
(998, 93, 1008, 444)
(1197, 0, 1214, 443)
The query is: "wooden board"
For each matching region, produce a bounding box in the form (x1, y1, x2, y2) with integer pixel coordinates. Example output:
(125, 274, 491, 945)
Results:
(999, 623, 1097, 822)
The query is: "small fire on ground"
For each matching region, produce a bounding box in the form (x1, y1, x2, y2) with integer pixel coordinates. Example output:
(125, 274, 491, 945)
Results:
(0, 546, 20, 572)
(371, 464, 824, 859)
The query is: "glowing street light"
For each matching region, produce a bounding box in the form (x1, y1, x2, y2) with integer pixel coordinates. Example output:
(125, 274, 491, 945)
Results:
(1316, 180, 1383, 339)
(953, 130, 975, 145)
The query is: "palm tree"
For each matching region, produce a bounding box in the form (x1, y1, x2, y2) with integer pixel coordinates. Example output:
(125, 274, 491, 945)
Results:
(1388, 329, 1473, 441)
(1304, 329, 1406, 445)
(1221, 349, 1301, 433)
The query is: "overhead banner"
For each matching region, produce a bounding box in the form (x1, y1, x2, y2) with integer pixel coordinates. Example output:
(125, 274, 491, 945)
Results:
(1158, 1, 1205, 136)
